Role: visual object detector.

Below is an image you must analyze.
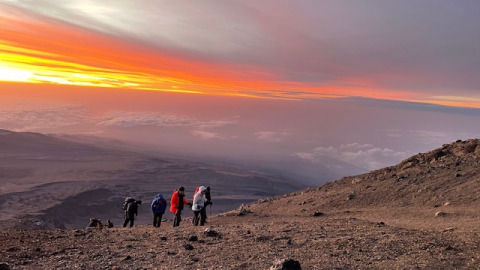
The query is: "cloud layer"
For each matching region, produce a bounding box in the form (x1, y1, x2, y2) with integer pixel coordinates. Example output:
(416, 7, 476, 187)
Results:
(294, 143, 408, 170)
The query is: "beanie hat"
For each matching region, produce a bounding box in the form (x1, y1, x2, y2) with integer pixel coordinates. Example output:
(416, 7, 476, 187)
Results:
(178, 186, 185, 191)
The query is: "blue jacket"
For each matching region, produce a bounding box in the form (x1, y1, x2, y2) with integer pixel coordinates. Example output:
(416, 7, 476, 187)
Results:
(151, 194, 167, 214)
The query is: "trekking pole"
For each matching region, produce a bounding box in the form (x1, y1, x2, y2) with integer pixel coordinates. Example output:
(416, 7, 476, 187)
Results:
(209, 204, 212, 218)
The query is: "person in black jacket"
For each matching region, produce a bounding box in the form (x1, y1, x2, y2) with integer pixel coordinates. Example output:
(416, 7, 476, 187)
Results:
(204, 186, 213, 223)
(123, 198, 142, 227)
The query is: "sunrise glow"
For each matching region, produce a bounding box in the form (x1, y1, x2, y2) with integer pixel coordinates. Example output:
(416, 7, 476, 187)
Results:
(0, 2, 478, 109)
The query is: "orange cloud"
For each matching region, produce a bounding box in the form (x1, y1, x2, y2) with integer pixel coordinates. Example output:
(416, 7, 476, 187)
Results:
(1, 4, 478, 109)
(0, 4, 373, 101)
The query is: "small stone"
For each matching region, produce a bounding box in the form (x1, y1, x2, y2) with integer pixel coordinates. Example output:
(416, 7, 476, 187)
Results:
(184, 244, 194, 250)
(270, 259, 302, 270)
(188, 236, 198, 241)
(6, 247, 20, 252)
(0, 263, 12, 270)
(312, 212, 324, 217)
(255, 236, 270, 241)
(204, 228, 219, 237)
(435, 211, 447, 217)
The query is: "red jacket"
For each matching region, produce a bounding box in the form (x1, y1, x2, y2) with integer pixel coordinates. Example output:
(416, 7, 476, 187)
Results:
(170, 190, 189, 213)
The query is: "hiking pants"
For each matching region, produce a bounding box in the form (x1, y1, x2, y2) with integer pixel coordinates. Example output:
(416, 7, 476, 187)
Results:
(193, 208, 207, 226)
(173, 210, 182, 227)
(153, 213, 163, 227)
(123, 217, 134, 227)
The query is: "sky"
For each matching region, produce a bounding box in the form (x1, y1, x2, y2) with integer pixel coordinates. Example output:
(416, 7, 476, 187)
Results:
(1, 1, 480, 182)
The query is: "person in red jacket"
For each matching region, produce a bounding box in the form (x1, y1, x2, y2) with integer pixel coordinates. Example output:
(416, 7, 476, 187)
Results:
(170, 186, 191, 227)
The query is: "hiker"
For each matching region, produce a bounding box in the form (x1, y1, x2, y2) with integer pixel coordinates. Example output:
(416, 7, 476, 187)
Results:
(170, 186, 191, 227)
(107, 220, 114, 228)
(123, 197, 142, 227)
(192, 186, 208, 226)
(151, 194, 167, 228)
(204, 186, 213, 222)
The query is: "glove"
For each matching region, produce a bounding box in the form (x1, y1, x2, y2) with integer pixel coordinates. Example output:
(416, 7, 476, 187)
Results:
(188, 202, 193, 206)
(206, 201, 213, 206)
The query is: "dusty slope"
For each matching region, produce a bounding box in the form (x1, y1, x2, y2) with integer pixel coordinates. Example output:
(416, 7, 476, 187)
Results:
(1, 139, 480, 269)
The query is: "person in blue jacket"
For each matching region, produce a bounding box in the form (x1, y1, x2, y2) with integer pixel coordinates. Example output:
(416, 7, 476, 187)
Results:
(151, 194, 167, 228)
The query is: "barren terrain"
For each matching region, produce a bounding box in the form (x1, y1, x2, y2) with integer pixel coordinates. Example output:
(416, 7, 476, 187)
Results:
(1, 135, 479, 269)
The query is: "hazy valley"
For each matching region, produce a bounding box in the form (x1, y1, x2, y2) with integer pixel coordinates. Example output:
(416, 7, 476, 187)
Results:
(0, 129, 313, 230)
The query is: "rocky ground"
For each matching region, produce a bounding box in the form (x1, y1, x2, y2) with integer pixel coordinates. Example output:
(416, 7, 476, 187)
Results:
(0, 206, 478, 270)
(1, 139, 480, 269)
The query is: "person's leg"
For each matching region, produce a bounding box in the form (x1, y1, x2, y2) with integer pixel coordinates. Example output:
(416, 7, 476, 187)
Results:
(173, 211, 180, 227)
(177, 209, 182, 226)
(123, 218, 129, 227)
(130, 218, 134, 227)
(158, 214, 163, 227)
(200, 208, 207, 226)
(193, 211, 200, 226)
(153, 214, 157, 227)
(172, 214, 177, 227)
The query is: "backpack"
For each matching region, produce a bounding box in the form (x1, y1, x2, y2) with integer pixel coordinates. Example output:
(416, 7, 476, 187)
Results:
(193, 187, 200, 200)
(123, 197, 136, 210)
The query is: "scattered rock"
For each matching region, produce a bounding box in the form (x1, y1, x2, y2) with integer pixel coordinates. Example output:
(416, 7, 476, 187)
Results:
(0, 263, 11, 270)
(255, 235, 270, 242)
(184, 244, 194, 250)
(188, 235, 198, 241)
(270, 258, 302, 270)
(204, 228, 219, 237)
(443, 228, 455, 232)
(376, 222, 385, 227)
(443, 202, 451, 206)
(455, 173, 462, 177)
(347, 193, 355, 200)
(6, 247, 20, 252)
(311, 212, 324, 217)
(237, 204, 253, 216)
(435, 211, 447, 217)
(351, 177, 362, 184)
(191, 257, 200, 262)
(123, 255, 132, 261)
